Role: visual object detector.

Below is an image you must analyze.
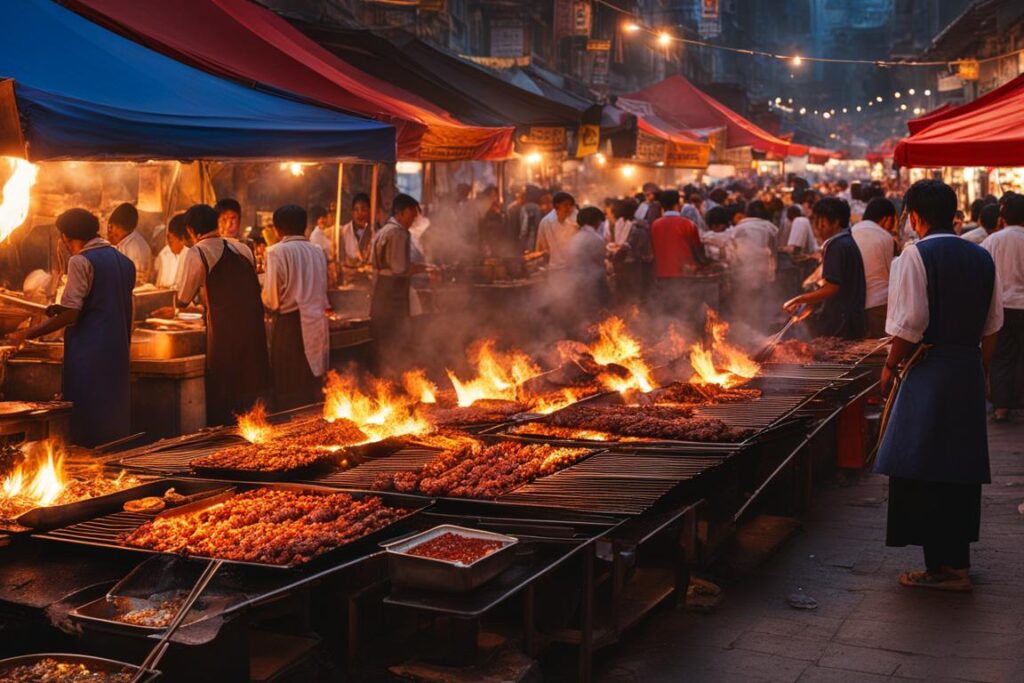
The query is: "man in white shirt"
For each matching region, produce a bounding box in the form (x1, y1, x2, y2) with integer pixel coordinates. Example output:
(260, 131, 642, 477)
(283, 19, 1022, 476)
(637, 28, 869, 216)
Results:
(565, 206, 610, 330)
(262, 205, 330, 411)
(700, 206, 735, 262)
(851, 197, 898, 337)
(338, 193, 374, 269)
(536, 191, 578, 270)
(786, 208, 819, 255)
(108, 202, 152, 286)
(982, 193, 1024, 421)
(962, 204, 998, 244)
(153, 213, 188, 289)
(731, 200, 779, 332)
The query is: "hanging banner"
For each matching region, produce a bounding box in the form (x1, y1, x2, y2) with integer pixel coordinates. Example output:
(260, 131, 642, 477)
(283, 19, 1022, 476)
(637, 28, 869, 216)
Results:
(576, 125, 600, 157)
(519, 126, 567, 152)
(699, 0, 720, 38)
(666, 141, 710, 168)
(573, 1, 592, 36)
(587, 39, 611, 51)
(955, 59, 979, 80)
(591, 50, 610, 86)
(554, 0, 574, 38)
(490, 22, 525, 57)
(635, 131, 667, 164)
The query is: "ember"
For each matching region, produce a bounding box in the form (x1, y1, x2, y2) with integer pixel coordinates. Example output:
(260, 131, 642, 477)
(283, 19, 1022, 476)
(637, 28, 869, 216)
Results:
(656, 382, 763, 405)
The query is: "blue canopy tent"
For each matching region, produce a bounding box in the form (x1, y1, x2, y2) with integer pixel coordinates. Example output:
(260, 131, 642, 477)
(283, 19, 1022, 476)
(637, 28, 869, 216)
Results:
(0, 0, 394, 161)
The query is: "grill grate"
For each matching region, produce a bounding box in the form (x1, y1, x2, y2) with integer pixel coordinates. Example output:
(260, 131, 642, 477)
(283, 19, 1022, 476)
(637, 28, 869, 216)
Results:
(310, 447, 441, 490)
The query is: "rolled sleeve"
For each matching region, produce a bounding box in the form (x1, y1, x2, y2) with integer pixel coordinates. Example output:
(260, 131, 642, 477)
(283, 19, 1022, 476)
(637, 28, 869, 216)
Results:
(885, 247, 928, 343)
(59, 254, 93, 310)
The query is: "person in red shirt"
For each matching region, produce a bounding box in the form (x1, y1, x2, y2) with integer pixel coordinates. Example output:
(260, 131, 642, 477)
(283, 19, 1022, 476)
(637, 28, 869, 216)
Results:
(651, 189, 706, 278)
(650, 189, 709, 323)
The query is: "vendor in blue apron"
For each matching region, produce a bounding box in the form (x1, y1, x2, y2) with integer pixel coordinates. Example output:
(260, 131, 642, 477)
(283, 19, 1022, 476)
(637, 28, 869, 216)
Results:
(4, 209, 134, 447)
(176, 204, 269, 426)
(368, 194, 435, 376)
(875, 180, 1003, 592)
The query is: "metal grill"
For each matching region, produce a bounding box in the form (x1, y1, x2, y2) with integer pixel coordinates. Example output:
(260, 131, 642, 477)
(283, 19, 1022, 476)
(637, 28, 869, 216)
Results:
(310, 447, 441, 490)
(498, 451, 734, 516)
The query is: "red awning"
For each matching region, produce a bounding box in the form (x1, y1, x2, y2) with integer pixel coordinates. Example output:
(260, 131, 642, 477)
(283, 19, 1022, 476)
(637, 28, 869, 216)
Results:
(895, 76, 1024, 168)
(622, 75, 801, 157)
(867, 136, 903, 165)
(65, 0, 514, 161)
(906, 75, 1024, 135)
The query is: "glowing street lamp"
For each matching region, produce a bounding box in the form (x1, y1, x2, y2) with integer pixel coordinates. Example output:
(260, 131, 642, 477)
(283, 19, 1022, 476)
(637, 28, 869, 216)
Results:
(657, 31, 672, 47)
(791, 55, 803, 67)
(623, 21, 640, 33)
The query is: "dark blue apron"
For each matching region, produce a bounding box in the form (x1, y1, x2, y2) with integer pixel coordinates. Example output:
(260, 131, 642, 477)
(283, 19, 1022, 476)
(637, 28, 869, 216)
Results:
(63, 246, 135, 447)
(874, 237, 996, 484)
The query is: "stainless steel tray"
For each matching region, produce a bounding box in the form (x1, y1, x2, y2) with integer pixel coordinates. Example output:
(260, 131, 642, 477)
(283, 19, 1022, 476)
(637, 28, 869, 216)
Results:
(0, 653, 159, 681)
(383, 524, 518, 593)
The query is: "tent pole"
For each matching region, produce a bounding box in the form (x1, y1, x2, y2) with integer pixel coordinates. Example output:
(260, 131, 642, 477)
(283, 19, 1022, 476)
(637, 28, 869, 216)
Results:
(370, 164, 380, 237)
(334, 161, 344, 269)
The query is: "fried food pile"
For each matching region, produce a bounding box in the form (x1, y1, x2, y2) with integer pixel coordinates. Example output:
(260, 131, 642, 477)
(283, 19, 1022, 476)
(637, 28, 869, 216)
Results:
(548, 404, 753, 442)
(372, 441, 590, 498)
(406, 532, 505, 565)
(113, 594, 186, 628)
(190, 419, 367, 473)
(1, 658, 133, 683)
(655, 382, 762, 405)
(123, 489, 409, 566)
(420, 399, 529, 426)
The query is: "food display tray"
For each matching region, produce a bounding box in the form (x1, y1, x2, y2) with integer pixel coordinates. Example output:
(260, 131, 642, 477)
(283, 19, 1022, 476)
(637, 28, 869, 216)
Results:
(0, 653, 159, 682)
(383, 524, 518, 593)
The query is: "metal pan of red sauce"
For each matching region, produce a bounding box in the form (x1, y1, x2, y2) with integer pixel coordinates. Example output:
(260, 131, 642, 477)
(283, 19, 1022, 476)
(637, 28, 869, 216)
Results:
(383, 524, 519, 593)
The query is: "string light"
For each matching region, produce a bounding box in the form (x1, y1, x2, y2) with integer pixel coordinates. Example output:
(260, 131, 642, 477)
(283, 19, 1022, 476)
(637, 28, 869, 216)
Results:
(791, 55, 803, 67)
(822, 112, 831, 119)
(623, 21, 640, 33)
(657, 31, 672, 47)
(908, 88, 916, 95)
(894, 91, 901, 98)
(875, 96, 883, 102)
(924, 89, 932, 96)
(856, 106, 862, 112)
(799, 107, 807, 114)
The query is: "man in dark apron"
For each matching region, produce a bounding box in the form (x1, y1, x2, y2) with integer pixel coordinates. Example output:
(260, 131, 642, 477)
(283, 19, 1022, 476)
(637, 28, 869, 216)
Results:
(177, 204, 269, 426)
(4, 209, 134, 447)
(369, 194, 433, 376)
(875, 180, 1003, 592)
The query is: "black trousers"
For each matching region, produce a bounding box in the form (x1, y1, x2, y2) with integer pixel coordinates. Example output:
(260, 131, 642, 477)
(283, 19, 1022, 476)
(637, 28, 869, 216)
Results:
(924, 541, 970, 573)
(887, 476, 981, 571)
(991, 307, 1024, 410)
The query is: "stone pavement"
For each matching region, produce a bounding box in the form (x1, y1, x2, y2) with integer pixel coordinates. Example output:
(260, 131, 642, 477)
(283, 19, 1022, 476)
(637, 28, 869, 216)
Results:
(599, 421, 1024, 683)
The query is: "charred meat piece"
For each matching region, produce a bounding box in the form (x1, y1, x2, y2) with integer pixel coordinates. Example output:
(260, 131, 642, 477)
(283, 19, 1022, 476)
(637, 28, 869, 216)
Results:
(548, 404, 752, 442)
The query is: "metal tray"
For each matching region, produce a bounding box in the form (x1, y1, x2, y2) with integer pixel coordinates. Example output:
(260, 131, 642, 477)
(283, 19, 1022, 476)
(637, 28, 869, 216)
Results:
(188, 453, 340, 483)
(13, 478, 230, 532)
(383, 524, 518, 593)
(0, 653, 159, 681)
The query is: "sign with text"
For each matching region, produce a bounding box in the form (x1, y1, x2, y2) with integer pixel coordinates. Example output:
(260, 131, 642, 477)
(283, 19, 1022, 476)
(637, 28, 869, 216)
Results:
(576, 125, 601, 157)
(666, 140, 711, 168)
(587, 39, 611, 51)
(635, 131, 667, 163)
(519, 126, 567, 152)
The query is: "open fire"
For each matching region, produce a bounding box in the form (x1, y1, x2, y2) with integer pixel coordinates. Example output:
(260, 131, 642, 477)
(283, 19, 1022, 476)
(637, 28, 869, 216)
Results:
(587, 316, 656, 394)
(0, 157, 38, 243)
(689, 310, 760, 388)
(322, 371, 431, 442)
(0, 441, 138, 520)
(237, 401, 273, 444)
(445, 341, 540, 407)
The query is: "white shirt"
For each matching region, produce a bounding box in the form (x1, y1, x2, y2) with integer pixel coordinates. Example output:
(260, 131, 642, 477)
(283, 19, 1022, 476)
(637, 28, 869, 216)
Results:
(961, 227, 988, 245)
(153, 245, 184, 289)
(262, 236, 330, 377)
(851, 220, 896, 309)
(981, 225, 1024, 310)
(115, 230, 153, 286)
(536, 209, 578, 269)
(701, 227, 735, 261)
(339, 221, 372, 266)
(886, 234, 1003, 343)
(309, 226, 334, 262)
(733, 217, 778, 281)
(787, 216, 818, 254)
(60, 238, 118, 310)
(176, 235, 256, 304)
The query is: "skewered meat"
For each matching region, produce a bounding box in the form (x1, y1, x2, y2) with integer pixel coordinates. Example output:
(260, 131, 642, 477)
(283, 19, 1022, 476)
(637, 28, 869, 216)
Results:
(548, 404, 752, 442)
(421, 399, 529, 426)
(507, 422, 654, 442)
(1, 658, 133, 682)
(770, 337, 887, 364)
(190, 419, 367, 472)
(655, 382, 762, 405)
(405, 532, 505, 564)
(372, 441, 590, 499)
(123, 489, 409, 566)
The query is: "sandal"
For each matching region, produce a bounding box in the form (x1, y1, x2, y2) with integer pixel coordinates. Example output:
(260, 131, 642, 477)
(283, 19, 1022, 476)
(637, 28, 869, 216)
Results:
(898, 569, 972, 592)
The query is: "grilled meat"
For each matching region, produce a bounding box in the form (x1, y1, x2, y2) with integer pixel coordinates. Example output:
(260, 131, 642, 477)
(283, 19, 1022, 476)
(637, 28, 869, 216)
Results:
(655, 382, 762, 405)
(123, 489, 408, 566)
(421, 399, 529, 426)
(1, 658, 133, 682)
(548, 404, 752, 442)
(190, 419, 366, 472)
(507, 422, 654, 442)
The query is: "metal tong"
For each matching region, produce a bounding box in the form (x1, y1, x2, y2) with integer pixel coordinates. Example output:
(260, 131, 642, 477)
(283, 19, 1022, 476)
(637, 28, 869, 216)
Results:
(129, 558, 224, 682)
(754, 304, 808, 363)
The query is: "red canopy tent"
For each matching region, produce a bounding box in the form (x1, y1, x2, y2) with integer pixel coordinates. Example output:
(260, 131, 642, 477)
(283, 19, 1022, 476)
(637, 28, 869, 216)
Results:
(64, 0, 514, 161)
(894, 76, 1024, 168)
(906, 75, 1024, 135)
(621, 75, 806, 158)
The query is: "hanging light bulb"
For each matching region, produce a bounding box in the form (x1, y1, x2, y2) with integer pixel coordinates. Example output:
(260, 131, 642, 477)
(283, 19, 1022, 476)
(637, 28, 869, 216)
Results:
(791, 55, 803, 67)
(657, 31, 672, 47)
(623, 21, 641, 33)
(822, 112, 831, 119)
(799, 107, 807, 115)
(842, 107, 848, 113)
(900, 103, 908, 111)
(894, 91, 902, 98)
(856, 105, 862, 112)
(924, 89, 932, 96)
(908, 88, 916, 95)
(875, 96, 883, 102)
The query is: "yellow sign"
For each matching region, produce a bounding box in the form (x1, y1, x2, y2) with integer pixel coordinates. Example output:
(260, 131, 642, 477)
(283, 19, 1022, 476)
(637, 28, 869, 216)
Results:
(635, 131, 667, 163)
(666, 141, 710, 168)
(576, 125, 600, 157)
(518, 126, 567, 152)
(587, 39, 611, 51)
(956, 59, 979, 80)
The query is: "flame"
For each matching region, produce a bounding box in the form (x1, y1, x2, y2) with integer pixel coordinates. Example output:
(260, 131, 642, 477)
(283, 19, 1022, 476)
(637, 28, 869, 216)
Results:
(402, 369, 438, 404)
(322, 371, 430, 441)
(588, 317, 655, 394)
(279, 161, 307, 177)
(237, 401, 274, 444)
(0, 157, 39, 243)
(445, 341, 541, 407)
(531, 388, 589, 415)
(2, 443, 67, 509)
(689, 310, 760, 387)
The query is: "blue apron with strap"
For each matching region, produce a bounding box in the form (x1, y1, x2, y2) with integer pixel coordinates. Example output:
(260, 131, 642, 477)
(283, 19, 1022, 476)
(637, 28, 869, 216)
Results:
(874, 237, 996, 484)
(63, 246, 135, 447)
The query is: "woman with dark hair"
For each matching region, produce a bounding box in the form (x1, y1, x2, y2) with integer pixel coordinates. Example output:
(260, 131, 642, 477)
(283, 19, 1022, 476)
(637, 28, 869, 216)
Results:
(875, 180, 1003, 591)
